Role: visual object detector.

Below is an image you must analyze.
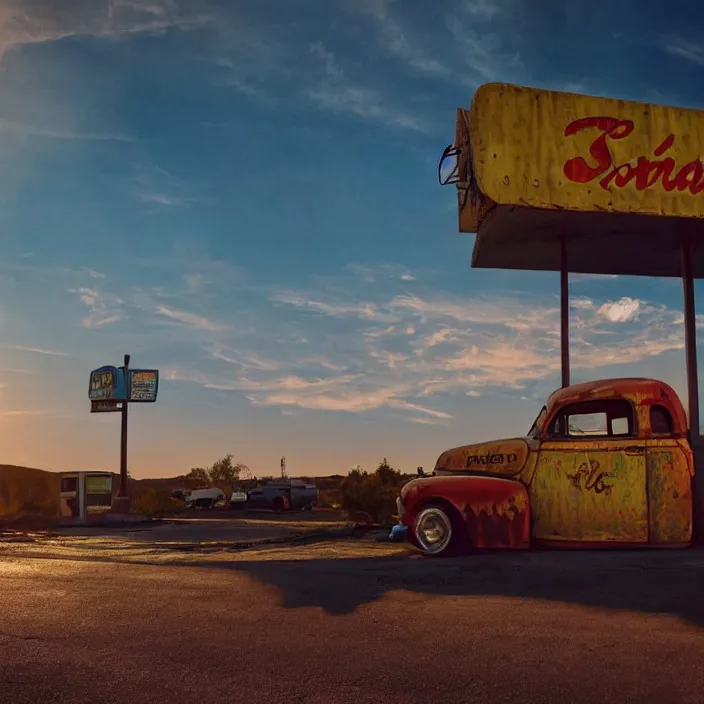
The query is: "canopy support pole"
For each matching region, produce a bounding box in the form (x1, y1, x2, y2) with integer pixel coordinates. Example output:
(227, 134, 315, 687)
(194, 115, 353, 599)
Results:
(560, 235, 570, 388)
(682, 239, 703, 542)
(682, 240, 700, 443)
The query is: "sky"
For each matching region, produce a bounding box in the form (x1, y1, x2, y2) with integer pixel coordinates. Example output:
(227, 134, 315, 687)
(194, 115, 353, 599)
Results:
(1, 0, 704, 478)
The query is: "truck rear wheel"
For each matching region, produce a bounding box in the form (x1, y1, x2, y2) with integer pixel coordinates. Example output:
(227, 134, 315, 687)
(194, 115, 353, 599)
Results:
(413, 504, 466, 557)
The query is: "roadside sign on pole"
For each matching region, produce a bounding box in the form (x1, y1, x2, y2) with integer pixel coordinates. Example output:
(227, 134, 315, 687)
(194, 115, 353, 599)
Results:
(128, 369, 159, 402)
(88, 366, 127, 401)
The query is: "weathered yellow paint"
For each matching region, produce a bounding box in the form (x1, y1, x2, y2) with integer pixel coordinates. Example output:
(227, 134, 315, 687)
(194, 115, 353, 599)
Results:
(531, 442, 648, 543)
(646, 443, 692, 544)
(434, 437, 533, 476)
(458, 83, 704, 231)
(454, 108, 497, 233)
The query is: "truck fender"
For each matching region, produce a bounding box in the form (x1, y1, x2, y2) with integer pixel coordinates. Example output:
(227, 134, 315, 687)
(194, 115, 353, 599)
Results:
(406, 476, 530, 550)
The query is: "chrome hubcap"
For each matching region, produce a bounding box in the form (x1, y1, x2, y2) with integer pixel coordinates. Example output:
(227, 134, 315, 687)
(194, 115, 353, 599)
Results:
(415, 507, 452, 555)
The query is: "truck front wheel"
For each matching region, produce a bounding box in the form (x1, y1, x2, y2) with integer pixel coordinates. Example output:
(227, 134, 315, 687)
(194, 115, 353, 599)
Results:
(413, 504, 466, 557)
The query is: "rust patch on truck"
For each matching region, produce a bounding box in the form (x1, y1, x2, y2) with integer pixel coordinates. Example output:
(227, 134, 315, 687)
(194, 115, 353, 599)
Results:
(462, 481, 530, 549)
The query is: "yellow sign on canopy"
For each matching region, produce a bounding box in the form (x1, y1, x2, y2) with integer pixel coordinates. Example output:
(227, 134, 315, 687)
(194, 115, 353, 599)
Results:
(452, 83, 704, 277)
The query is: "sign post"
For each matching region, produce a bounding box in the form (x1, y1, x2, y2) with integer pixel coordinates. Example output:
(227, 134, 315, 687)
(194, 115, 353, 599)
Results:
(88, 356, 159, 515)
(116, 354, 131, 513)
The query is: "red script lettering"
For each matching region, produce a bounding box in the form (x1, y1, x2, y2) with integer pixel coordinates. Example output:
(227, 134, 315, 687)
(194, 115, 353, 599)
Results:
(562, 116, 704, 195)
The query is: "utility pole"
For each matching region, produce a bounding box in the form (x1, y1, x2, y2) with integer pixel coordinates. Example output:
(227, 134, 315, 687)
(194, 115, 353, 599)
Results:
(117, 354, 131, 513)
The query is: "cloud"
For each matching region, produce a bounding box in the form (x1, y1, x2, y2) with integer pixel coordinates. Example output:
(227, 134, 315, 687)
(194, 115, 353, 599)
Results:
(249, 283, 687, 413)
(210, 347, 281, 372)
(463, 0, 501, 21)
(0, 0, 210, 64)
(0, 121, 136, 142)
(69, 287, 124, 328)
(305, 41, 430, 133)
(139, 193, 186, 206)
(270, 291, 398, 322)
(153, 261, 689, 425)
(345, 262, 417, 283)
(663, 35, 704, 66)
(357, 0, 450, 77)
(3, 345, 67, 357)
(155, 305, 225, 331)
(0, 409, 49, 419)
(571, 297, 595, 310)
(597, 297, 641, 323)
(130, 162, 205, 209)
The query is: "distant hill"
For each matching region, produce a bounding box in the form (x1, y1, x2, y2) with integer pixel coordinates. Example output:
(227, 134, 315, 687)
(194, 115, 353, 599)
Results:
(0, 464, 60, 517)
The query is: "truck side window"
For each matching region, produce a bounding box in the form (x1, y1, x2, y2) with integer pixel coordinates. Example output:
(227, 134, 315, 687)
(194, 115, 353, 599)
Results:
(650, 404, 673, 434)
(548, 399, 634, 438)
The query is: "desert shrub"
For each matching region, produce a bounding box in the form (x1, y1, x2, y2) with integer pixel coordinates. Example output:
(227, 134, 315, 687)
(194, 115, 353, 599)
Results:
(131, 488, 182, 517)
(317, 488, 341, 509)
(339, 459, 406, 525)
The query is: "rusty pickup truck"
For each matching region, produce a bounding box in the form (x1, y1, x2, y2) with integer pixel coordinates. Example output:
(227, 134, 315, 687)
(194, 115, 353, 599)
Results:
(394, 378, 693, 556)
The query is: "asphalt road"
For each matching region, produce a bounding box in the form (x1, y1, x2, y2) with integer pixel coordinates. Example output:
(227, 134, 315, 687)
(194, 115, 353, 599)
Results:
(4, 543, 704, 704)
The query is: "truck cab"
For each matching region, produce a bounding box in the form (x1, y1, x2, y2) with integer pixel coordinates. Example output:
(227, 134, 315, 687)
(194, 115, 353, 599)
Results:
(395, 378, 694, 556)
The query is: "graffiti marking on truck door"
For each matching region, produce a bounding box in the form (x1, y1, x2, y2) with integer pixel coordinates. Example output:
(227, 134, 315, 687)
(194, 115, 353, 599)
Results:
(566, 460, 614, 496)
(466, 452, 519, 468)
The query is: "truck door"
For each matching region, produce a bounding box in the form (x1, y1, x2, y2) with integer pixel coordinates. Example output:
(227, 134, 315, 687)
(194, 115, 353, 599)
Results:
(531, 398, 648, 544)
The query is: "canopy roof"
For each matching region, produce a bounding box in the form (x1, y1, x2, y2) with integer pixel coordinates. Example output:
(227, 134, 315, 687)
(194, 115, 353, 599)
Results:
(454, 83, 704, 277)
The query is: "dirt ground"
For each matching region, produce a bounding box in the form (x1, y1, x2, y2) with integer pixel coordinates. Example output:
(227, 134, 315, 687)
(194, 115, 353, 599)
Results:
(0, 509, 405, 564)
(5, 520, 704, 703)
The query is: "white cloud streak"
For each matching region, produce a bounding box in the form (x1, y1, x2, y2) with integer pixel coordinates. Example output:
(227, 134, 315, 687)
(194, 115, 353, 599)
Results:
(69, 287, 124, 328)
(162, 267, 689, 424)
(155, 305, 225, 332)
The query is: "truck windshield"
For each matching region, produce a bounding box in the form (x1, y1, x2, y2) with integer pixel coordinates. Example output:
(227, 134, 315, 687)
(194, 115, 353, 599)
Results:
(527, 406, 547, 438)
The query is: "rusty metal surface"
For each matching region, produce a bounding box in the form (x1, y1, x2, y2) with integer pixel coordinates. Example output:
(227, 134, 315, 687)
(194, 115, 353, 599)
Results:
(414, 378, 696, 550)
(455, 108, 496, 232)
(647, 445, 692, 544)
(466, 82, 704, 220)
(531, 442, 649, 543)
(434, 438, 533, 475)
(400, 475, 530, 550)
(543, 378, 688, 437)
(457, 83, 704, 279)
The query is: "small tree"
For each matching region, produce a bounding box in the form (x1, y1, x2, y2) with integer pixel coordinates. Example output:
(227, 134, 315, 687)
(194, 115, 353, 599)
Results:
(375, 458, 401, 485)
(185, 467, 210, 486)
(207, 454, 249, 491)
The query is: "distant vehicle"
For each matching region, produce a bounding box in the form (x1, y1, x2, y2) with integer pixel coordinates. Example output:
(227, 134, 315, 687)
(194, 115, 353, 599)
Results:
(246, 479, 319, 512)
(229, 491, 248, 510)
(184, 487, 225, 510)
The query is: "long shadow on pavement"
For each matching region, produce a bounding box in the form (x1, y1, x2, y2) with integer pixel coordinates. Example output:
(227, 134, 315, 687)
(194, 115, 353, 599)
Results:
(176, 547, 704, 624)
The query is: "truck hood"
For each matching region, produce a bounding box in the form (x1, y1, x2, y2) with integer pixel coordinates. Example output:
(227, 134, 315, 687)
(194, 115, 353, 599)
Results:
(434, 437, 536, 476)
